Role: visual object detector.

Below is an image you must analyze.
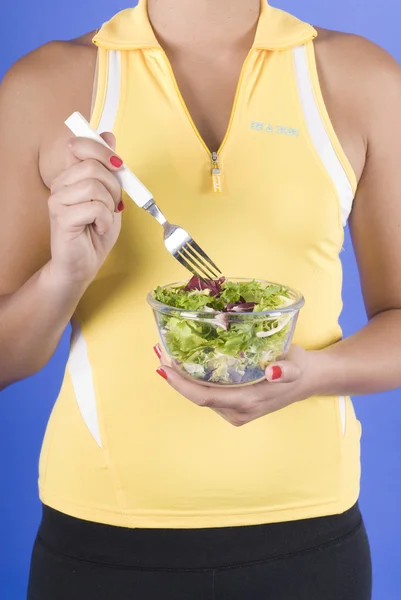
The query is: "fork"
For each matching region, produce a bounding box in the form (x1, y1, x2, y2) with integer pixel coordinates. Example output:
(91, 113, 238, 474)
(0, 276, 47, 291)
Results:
(64, 112, 222, 282)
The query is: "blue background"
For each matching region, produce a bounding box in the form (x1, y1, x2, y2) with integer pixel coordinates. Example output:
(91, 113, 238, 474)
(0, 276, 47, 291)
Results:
(1, 1, 400, 598)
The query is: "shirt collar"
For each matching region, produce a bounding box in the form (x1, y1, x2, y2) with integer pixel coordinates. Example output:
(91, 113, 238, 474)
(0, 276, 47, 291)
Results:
(93, 0, 317, 51)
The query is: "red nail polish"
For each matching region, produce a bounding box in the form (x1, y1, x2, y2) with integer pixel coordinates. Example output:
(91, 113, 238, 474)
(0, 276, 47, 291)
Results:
(117, 200, 125, 212)
(110, 156, 123, 168)
(271, 366, 282, 381)
(156, 367, 168, 380)
(153, 344, 162, 359)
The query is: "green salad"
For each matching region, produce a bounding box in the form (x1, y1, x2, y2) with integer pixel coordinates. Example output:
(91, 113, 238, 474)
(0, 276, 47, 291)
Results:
(153, 277, 295, 385)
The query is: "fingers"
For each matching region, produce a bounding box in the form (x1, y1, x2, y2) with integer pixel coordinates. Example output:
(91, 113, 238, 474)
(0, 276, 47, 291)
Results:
(265, 362, 301, 383)
(157, 364, 267, 427)
(51, 160, 122, 211)
(49, 179, 117, 215)
(68, 134, 122, 167)
(54, 201, 114, 237)
(156, 365, 233, 409)
(152, 343, 307, 427)
(153, 343, 265, 412)
(100, 131, 117, 151)
(49, 177, 119, 238)
(265, 345, 305, 383)
(65, 134, 123, 171)
(152, 344, 263, 412)
(51, 135, 124, 219)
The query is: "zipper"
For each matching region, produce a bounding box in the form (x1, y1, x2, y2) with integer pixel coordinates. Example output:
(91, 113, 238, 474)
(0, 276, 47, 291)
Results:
(211, 152, 222, 194)
(161, 49, 254, 194)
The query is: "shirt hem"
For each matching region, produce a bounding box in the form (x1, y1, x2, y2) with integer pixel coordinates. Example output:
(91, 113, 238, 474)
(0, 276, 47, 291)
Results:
(39, 486, 360, 529)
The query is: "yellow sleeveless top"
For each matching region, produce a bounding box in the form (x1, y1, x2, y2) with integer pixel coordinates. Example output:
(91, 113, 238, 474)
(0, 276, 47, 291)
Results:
(39, 0, 362, 528)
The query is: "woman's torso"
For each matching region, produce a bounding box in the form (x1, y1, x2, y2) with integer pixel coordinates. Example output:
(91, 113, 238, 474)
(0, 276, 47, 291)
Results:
(37, 1, 367, 528)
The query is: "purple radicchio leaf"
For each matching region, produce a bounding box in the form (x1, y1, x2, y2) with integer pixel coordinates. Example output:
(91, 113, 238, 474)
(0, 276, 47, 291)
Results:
(184, 276, 225, 297)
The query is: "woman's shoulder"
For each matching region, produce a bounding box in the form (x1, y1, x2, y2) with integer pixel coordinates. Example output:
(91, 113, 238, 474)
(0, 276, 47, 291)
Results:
(0, 32, 98, 188)
(3, 32, 97, 89)
(314, 26, 401, 89)
(312, 27, 401, 181)
(1, 32, 98, 121)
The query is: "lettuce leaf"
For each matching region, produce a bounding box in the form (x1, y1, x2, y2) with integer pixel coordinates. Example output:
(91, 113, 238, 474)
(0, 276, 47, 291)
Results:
(154, 279, 295, 384)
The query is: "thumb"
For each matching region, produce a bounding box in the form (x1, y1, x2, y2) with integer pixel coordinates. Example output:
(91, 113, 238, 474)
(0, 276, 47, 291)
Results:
(100, 131, 117, 152)
(265, 360, 302, 383)
(65, 131, 118, 169)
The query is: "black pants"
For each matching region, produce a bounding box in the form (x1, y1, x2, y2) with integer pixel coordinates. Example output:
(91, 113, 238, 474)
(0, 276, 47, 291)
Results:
(28, 503, 372, 600)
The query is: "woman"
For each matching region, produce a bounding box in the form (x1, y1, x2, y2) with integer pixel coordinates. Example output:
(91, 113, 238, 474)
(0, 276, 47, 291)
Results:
(1, 0, 401, 598)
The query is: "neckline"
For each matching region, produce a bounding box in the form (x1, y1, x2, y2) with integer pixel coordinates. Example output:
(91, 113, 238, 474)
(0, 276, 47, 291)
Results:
(93, 0, 317, 51)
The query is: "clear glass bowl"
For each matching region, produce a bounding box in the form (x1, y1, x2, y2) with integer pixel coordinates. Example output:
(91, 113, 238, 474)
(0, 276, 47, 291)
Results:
(147, 279, 304, 387)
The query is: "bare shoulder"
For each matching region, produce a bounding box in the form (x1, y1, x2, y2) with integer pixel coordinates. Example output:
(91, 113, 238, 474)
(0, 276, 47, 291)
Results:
(0, 32, 99, 185)
(314, 28, 401, 128)
(1, 32, 97, 116)
(2, 32, 96, 79)
(310, 28, 401, 179)
(315, 27, 401, 77)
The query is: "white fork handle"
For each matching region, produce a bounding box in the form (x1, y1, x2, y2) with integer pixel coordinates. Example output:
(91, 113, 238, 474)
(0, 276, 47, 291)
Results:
(64, 112, 154, 208)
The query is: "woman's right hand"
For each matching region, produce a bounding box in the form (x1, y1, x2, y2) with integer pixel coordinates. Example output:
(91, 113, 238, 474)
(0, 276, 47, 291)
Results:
(47, 133, 124, 288)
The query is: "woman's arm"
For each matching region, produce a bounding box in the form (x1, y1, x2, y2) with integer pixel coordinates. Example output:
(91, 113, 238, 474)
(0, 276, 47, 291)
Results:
(0, 43, 122, 390)
(313, 41, 401, 397)
(0, 50, 66, 388)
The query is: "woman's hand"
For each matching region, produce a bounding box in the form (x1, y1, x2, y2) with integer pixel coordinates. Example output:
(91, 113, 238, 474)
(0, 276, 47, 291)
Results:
(154, 344, 322, 426)
(47, 134, 124, 287)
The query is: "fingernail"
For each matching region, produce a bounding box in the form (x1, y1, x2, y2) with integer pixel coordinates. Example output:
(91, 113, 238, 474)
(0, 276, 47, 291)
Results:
(117, 200, 125, 212)
(156, 367, 168, 380)
(153, 344, 162, 359)
(110, 156, 123, 168)
(271, 365, 282, 381)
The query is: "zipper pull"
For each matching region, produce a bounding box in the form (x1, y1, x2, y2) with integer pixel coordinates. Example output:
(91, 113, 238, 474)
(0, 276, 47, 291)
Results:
(211, 152, 223, 194)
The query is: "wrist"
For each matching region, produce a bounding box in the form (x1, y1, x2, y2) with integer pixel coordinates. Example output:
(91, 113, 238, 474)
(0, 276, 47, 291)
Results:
(40, 261, 90, 301)
(302, 348, 344, 398)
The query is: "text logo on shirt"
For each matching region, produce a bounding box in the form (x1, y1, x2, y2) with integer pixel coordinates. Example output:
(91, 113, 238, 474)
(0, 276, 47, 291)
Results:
(250, 121, 300, 137)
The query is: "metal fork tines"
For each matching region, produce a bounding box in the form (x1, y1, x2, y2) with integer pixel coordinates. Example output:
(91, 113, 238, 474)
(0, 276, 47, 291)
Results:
(144, 200, 222, 282)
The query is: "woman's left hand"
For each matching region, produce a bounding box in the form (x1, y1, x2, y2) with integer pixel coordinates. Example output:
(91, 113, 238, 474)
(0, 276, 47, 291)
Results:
(154, 344, 321, 426)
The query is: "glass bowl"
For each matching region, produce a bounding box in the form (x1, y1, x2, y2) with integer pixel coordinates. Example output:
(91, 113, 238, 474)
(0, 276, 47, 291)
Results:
(147, 279, 304, 387)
